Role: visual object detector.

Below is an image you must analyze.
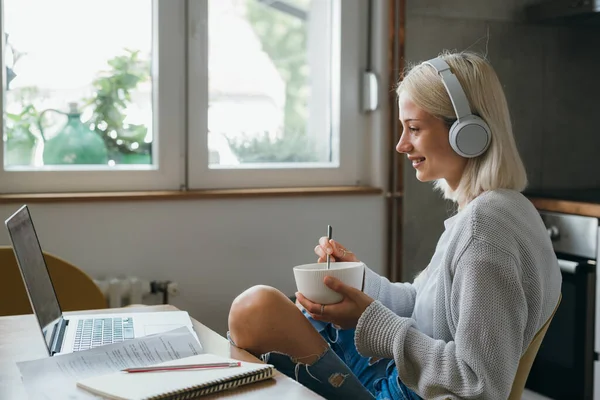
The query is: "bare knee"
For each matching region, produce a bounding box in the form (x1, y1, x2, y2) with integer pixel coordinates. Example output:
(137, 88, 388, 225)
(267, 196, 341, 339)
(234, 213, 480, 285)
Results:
(228, 285, 291, 346)
(228, 285, 327, 360)
(229, 285, 290, 319)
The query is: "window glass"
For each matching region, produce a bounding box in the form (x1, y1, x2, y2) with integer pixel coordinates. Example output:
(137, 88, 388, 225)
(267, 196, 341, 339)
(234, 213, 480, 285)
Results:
(207, 0, 334, 167)
(3, 0, 153, 169)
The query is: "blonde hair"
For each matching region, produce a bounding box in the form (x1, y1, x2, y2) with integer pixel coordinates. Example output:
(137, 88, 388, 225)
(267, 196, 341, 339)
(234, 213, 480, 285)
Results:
(397, 50, 527, 207)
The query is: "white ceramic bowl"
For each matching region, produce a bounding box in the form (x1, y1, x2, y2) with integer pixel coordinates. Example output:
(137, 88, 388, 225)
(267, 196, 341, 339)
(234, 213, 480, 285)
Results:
(293, 262, 365, 304)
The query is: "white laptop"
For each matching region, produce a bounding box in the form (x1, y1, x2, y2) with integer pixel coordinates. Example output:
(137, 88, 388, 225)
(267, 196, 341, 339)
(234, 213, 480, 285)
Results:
(5, 205, 198, 356)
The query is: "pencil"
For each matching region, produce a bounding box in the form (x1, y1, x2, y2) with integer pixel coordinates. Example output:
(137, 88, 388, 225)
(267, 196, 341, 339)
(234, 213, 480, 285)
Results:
(123, 362, 241, 373)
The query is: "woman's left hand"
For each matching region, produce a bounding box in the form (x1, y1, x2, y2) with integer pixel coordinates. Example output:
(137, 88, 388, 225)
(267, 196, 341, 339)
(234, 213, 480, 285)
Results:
(296, 276, 375, 330)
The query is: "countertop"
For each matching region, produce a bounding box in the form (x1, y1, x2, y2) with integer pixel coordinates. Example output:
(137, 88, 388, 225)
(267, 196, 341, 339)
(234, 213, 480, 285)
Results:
(524, 189, 600, 219)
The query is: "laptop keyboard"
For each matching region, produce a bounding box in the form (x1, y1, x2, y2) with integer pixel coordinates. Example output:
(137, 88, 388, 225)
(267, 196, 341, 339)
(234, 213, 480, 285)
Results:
(73, 317, 134, 351)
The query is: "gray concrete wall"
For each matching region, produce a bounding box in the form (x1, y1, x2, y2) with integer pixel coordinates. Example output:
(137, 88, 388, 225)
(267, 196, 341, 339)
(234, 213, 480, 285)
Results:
(402, 0, 600, 279)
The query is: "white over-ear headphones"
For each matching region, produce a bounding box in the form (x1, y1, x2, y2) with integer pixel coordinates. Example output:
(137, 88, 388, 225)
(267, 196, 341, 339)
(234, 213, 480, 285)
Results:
(423, 57, 491, 158)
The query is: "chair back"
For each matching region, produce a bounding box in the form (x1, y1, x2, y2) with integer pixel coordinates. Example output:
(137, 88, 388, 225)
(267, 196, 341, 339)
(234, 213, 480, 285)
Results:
(0, 246, 106, 316)
(507, 295, 561, 400)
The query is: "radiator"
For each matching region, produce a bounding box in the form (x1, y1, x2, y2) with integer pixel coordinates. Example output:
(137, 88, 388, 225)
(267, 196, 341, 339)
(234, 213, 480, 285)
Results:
(93, 277, 179, 308)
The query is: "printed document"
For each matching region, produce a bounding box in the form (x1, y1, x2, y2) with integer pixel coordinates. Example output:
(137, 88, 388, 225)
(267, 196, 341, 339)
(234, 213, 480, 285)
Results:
(17, 326, 202, 400)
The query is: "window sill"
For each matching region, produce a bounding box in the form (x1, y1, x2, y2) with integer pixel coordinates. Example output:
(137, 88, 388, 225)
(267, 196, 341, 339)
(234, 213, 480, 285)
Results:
(0, 186, 384, 204)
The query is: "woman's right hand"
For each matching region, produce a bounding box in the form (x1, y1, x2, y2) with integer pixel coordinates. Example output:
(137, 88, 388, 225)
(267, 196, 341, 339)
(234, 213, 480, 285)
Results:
(314, 237, 360, 264)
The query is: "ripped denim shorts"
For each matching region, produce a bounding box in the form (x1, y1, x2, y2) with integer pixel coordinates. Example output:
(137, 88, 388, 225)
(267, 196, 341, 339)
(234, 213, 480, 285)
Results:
(228, 308, 421, 400)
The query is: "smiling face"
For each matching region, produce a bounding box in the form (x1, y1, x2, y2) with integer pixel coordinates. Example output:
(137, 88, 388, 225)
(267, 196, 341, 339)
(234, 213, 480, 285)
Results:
(396, 91, 468, 190)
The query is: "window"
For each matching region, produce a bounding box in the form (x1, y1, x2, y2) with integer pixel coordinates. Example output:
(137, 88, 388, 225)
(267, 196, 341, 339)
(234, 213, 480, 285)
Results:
(0, 0, 184, 193)
(188, 0, 367, 188)
(1, 0, 369, 193)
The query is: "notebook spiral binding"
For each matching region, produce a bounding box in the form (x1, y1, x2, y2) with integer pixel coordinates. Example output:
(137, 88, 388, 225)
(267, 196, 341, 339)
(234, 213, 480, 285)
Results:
(149, 366, 275, 400)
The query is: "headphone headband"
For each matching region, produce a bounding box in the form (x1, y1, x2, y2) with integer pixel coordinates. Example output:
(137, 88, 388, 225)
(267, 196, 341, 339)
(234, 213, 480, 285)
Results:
(423, 58, 472, 121)
(421, 57, 491, 158)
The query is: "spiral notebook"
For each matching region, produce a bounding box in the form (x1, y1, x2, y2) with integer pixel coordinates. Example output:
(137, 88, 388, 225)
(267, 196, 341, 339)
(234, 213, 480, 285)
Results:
(76, 353, 275, 400)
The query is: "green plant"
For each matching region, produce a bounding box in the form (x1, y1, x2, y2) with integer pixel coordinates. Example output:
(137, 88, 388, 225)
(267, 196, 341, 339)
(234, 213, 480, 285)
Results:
(5, 105, 39, 166)
(227, 131, 317, 163)
(3, 36, 39, 166)
(5, 86, 41, 140)
(6, 104, 38, 141)
(4, 87, 41, 165)
(85, 49, 151, 163)
(242, 0, 314, 162)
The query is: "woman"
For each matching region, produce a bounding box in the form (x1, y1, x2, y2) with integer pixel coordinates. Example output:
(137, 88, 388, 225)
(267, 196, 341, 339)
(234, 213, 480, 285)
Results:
(227, 51, 562, 399)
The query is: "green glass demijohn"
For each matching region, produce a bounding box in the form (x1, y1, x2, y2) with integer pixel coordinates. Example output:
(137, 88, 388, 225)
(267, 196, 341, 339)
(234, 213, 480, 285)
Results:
(40, 102, 108, 165)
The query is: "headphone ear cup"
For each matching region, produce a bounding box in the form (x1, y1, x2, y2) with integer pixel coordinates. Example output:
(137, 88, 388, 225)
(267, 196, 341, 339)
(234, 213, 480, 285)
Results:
(448, 116, 491, 158)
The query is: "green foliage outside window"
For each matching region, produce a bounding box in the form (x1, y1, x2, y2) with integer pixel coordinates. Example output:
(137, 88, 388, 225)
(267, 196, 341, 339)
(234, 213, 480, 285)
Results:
(226, 130, 316, 163)
(227, 0, 318, 163)
(5, 2, 321, 166)
(4, 49, 151, 166)
(5, 100, 39, 165)
(4, 35, 42, 166)
(86, 49, 151, 164)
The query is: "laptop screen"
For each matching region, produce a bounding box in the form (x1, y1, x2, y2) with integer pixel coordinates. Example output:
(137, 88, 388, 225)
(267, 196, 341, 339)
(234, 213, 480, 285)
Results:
(5, 205, 62, 352)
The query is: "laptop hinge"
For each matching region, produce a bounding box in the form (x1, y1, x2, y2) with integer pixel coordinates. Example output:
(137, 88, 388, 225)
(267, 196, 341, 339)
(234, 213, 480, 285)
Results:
(49, 318, 68, 356)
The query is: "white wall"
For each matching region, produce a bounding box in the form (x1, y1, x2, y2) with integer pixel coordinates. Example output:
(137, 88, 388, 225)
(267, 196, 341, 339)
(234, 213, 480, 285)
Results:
(0, 0, 392, 338)
(0, 196, 386, 335)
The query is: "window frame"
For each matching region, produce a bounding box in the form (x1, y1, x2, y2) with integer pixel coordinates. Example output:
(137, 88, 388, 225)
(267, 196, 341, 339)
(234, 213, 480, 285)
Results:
(0, 0, 186, 194)
(0, 0, 371, 194)
(186, 0, 369, 189)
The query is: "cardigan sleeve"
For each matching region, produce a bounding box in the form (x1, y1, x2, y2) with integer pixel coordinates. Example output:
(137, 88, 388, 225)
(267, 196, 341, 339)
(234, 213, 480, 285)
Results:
(362, 264, 418, 318)
(355, 238, 528, 399)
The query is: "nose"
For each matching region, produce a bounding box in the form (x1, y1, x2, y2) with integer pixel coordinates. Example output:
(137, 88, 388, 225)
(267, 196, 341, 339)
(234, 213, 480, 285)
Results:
(396, 131, 412, 154)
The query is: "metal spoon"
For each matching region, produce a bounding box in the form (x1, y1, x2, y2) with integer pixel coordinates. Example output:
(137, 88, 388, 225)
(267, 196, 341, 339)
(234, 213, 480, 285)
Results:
(327, 225, 332, 270)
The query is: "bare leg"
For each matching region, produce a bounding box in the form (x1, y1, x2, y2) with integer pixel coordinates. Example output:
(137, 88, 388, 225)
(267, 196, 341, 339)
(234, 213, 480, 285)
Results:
(228, 285, 328, 364)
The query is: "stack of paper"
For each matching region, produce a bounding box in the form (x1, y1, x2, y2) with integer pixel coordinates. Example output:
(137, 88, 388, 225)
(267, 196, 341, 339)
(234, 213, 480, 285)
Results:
(17, 326, 203, 400)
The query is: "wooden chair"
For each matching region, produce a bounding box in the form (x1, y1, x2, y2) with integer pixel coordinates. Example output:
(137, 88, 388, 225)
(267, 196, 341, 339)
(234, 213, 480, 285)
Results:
(0, 246, 107, 316)
(507, 295, 562, 400)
